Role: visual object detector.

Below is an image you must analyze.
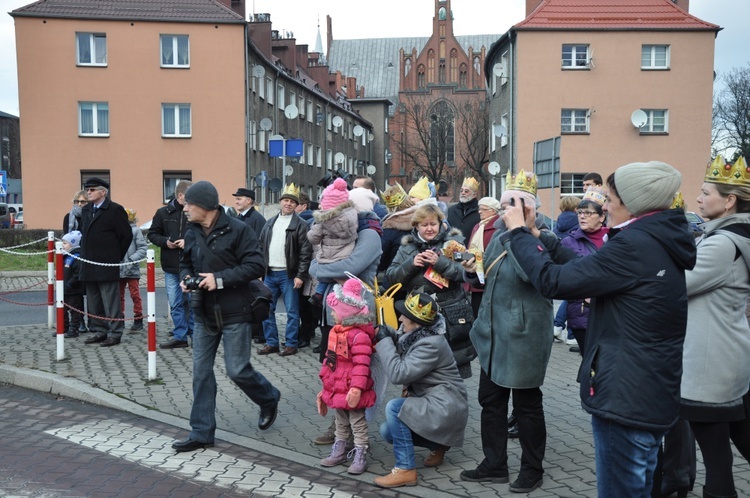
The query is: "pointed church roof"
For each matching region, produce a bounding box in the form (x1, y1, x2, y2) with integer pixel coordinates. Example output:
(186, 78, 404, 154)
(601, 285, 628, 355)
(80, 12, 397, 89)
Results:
(314, 20, 324, 54)
(515, 0, 719, 30)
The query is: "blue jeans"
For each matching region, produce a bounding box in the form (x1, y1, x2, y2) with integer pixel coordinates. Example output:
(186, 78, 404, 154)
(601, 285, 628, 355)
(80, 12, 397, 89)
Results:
(189, 320, 280, 443)
(262, 270, 300, 348)
(592, 415, 665, 498)
(380, 398, 418, 469)
(165, 272, 194, 341)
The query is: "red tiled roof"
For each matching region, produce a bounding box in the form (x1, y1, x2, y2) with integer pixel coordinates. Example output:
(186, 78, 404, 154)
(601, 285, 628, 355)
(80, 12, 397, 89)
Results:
(515, 0, 719, 30)
(11, 0, 244, 23)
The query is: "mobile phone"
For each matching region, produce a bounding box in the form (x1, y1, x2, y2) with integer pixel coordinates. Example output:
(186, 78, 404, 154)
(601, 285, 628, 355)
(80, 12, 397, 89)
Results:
(452, 252, 474, 262)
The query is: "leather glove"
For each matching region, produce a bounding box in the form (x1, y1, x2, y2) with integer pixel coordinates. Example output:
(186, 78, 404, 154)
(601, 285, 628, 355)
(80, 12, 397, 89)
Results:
(346, 388, 362, 408)
(374, 324, 398, 345)
(316, 391, 328, 416)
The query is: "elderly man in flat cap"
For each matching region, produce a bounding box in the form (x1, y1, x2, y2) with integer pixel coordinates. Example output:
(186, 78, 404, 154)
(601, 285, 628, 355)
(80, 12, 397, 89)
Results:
(79, 177, 133, 347)
(233, 187, 266, 238)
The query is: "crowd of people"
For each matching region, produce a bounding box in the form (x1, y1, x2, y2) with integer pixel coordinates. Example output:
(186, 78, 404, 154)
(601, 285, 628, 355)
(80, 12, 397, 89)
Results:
(56, 156, 750, 496)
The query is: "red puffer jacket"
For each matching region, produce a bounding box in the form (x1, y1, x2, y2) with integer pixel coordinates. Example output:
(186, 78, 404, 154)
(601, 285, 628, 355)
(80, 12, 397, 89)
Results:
(319, 323, 376, 410)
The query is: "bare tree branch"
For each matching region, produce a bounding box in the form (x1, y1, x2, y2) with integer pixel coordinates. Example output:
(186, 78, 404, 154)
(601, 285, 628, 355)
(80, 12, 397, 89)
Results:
(714, 64, 750, 161)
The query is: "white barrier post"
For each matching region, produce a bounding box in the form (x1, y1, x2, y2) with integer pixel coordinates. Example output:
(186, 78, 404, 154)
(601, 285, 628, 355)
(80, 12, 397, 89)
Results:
(48, 231, 55, 329)
(55, 241, 65, 360)
(147, 249, 157, 380)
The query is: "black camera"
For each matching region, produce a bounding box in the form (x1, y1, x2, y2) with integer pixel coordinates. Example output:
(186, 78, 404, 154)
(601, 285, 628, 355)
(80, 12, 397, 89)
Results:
(317, 169, 351, 188)
(452, 252, 475, 262)
(183, 275, 205, 290)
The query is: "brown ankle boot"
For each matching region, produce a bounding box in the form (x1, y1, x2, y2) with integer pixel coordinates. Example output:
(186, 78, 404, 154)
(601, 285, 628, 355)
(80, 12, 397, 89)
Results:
(373, 467, 418, 488)
(423, 445, 449, 467)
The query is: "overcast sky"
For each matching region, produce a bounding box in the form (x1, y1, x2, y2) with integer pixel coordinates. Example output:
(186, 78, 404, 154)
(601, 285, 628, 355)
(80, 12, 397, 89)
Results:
(1, 0, 748, 117)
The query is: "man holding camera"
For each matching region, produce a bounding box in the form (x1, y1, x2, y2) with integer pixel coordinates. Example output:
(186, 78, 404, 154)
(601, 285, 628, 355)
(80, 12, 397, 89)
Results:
(173, 181, 280, 453)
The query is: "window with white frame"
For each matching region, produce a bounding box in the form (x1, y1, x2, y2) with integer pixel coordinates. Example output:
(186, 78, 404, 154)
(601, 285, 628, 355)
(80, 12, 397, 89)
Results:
(258, 77, 265, 99)
(500, 51, 509, 86)
(266, 78, 274, 105)
(316, 146, 322, 167)
(316, 105, 322, 126)
(163, 172, 192, 202)
(560, 173, 587, 195)
(641, 45, 670, 70)
(250, 120, 257, 151)
(501, 114, 509, 147)
(162, 104, 191, 137)
(77, 33, 107, 66)
(307, 142, 313, 165)
(79, 102, 109, 136)
(289, 91, 296, 111)
(561, 109, 589, 133)
(277, 84, 285, 109)
(259, 129, 266, 152)
(307, 100, 313, 122)
(491, 121, 497, 152)
(299, 142, 306, 165)
(327, 148, 332, 168)
(160, 35, 189, 68)
(640, 109, 668, 133)
(562, 44, 590, 69)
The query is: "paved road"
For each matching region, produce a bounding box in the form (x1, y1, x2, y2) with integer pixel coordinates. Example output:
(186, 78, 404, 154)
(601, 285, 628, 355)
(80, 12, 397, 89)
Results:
(0, 272, 749, 496)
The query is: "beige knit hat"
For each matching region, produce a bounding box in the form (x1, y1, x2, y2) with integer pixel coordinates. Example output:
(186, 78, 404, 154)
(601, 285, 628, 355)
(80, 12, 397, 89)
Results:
(614, 161, 681, 217)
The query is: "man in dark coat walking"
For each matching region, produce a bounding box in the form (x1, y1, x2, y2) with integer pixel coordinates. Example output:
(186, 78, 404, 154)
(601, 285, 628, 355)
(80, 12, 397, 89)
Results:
(79, 177, 133, 347)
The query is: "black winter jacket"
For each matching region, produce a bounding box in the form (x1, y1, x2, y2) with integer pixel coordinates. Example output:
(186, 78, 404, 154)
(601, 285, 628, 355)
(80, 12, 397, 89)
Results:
(259, 212, 312, 280)
(79, 198, 133, 282)
(148, 198, 189, 274)
(239, 207, 266, 238)
(63, 248, 84, 295)
(509, 209, 697, 430)
(180, 210, 265, 327)
(446, 198, 479, 243)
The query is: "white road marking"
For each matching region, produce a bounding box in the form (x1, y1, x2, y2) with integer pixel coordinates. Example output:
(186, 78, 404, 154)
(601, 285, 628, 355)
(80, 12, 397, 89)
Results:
(45, 420, 357, 498)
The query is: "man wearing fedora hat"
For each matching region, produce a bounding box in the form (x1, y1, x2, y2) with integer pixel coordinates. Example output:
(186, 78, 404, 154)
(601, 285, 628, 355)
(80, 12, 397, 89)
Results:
(79, 177, 133, 347)
(233, 187, 265, 238)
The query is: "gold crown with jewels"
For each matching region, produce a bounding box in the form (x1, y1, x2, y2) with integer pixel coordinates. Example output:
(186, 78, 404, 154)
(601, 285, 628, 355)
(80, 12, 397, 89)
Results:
(381, 182, 408, 209)
(505, 169, 538, 196)
(670, 192, 685, 210)
(404, 291, 437, 323)
(704, 155, 750, 187)
(281, 182, 300, 200)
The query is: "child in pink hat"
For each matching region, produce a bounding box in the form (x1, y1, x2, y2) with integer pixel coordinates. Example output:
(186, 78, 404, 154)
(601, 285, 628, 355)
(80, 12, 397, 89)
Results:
(308, 178, 359, 303)
(316, 278, 376, 475)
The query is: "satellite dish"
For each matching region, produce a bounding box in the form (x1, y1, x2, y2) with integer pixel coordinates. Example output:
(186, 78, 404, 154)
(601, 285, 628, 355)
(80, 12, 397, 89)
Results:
(353, 125, 364, 137)
(492, 124, 507, 137)
(368, 133, 375, 142)
(270, 134, 283, 141)
(488, 161, 501, 175)
(332, 116, 343, 128)
(493, 63, 505, 77)
(366, 164, 377, 175)
(284, 165, 294, 176)
(630, 109, 648, 128)
(268, 178, 283, 193)
(252, 65, 265, 78)
(334, 152, 345, 164)
(284, 104, 299, 119)
(259, 118, 273, 131)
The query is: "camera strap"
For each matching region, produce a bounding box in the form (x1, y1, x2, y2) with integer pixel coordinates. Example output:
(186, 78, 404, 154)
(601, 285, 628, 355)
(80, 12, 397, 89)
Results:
(194, 233, 228, 273)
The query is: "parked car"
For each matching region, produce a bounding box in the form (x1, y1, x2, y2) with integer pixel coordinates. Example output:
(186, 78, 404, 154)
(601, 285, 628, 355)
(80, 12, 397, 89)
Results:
(686, 211, 703, 237)
(0, 203, 9, 228)
(12, 210, 24, 229)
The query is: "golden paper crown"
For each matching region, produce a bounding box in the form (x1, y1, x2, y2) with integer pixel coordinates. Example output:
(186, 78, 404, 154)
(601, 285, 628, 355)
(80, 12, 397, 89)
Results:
(280, 182, 300, 201)
(582, 186, 607, 207)
(670, 192, 685, 210)
(381, 182, 408, 209)
(125, 208, 137, 223)
(704, 155, 750, 187)
(409, 176, 431, 200)
(462, 177, 480, 192)
(404, 291, 437, 323)
(505, 169, 538, 196)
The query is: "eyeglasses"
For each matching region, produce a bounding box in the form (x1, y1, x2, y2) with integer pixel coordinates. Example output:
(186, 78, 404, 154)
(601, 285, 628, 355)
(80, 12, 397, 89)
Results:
(85, 187, 102, 192)
(576, 210, 598, 218)
(73, 200, 87, 204)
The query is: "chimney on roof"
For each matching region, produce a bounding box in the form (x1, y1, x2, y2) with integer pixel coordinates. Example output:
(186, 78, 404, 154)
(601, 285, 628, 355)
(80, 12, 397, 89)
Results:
(526, 0, 543, 17)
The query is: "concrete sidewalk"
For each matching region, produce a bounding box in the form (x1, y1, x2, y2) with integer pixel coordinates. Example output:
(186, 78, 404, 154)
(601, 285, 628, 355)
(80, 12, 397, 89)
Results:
(0, 273, 747, 497)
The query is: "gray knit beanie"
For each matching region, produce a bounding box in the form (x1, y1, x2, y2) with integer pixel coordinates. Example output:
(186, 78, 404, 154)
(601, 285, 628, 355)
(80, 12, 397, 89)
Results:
(184, 181, 219, 210)
(614, 161, 681, 217)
